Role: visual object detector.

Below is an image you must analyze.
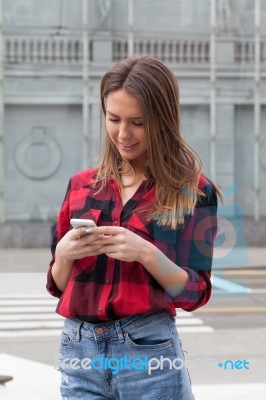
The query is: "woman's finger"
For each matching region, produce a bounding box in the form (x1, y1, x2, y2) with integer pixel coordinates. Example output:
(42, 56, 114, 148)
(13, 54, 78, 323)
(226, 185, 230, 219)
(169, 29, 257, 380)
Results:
(71, 228, 102, 242)
(87, 226, 123, 236)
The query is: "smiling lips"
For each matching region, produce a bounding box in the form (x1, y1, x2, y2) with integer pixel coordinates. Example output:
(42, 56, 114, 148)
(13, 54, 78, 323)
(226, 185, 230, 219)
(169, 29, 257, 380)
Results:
(120, 142, 138, 148)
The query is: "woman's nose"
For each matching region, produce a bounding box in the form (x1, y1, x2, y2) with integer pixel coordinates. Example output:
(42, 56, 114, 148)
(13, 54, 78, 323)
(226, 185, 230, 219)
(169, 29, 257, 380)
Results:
(118, 123, 132, 139)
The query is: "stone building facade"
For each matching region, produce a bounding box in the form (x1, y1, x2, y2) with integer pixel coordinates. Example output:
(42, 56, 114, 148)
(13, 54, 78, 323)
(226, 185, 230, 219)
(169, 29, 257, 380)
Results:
(0, 0, 265, 247)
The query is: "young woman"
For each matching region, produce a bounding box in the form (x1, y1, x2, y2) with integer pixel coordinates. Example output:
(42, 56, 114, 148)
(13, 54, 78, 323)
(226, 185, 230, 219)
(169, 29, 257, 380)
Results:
(47, 55, 221, 399)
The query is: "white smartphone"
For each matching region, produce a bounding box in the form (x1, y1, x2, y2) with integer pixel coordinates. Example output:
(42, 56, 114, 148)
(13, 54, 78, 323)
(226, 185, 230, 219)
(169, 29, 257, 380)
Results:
(70, 218, 97, 235)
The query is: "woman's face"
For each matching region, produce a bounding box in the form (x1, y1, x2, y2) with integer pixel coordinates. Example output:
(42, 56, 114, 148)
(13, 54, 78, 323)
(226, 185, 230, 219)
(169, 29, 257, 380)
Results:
(105, 89, 148, 171)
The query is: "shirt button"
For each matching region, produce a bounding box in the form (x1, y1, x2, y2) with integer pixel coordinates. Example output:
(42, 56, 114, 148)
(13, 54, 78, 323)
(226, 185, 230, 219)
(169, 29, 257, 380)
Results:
(114, 220, 118, 225)
(95, 327, 104, 334)
(105, 279, 110, 284)
(98, 307, 102, 312)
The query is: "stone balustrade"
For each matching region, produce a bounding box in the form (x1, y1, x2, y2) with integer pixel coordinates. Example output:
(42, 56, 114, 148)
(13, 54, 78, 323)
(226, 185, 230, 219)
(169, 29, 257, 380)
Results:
(3, 34, 266, 67)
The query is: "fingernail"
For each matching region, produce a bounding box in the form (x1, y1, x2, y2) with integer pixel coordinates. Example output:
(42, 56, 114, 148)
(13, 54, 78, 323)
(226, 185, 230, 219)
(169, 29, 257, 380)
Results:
(84, 228, 93, 233)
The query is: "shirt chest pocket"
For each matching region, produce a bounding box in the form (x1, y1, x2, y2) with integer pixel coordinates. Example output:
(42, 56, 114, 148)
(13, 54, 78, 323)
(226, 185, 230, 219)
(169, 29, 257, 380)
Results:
(71, 208, 102, 226)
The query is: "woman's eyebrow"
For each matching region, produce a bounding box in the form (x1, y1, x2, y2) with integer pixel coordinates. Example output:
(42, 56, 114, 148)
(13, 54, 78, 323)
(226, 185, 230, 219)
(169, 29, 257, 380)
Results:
(107, 110, 143, 119)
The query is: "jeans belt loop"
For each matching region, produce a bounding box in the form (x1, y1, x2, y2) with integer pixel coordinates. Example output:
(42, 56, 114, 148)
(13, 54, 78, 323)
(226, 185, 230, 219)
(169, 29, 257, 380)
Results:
(115, 320, 125, 343)
(75, 320, 82, 342)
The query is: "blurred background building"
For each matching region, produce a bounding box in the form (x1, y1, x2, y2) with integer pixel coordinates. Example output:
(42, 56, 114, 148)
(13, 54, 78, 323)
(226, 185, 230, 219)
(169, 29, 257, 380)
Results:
(0, 0, 265, 247)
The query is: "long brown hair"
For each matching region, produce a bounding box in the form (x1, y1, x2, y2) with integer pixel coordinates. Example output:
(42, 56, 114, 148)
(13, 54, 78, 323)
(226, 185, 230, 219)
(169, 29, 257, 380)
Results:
(94, 55, 222, 229)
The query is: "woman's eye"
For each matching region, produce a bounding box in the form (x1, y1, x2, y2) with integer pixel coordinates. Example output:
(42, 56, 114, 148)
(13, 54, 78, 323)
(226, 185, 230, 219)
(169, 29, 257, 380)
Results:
(107, 118, 142, 126)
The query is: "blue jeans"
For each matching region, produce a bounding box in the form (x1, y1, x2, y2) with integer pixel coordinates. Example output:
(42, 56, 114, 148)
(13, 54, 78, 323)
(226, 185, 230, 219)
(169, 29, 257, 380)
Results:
(57, 311, 195, 400)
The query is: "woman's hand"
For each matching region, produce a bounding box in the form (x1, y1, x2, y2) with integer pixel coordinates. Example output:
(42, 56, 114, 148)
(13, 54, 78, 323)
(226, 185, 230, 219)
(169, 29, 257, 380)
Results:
(55, 227, 106, 261)
(84, 226, 149, 263)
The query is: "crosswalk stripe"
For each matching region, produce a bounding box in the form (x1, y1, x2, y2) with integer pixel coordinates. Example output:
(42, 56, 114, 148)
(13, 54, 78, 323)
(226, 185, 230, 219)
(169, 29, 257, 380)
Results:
(247, 289, 266, 293)
(0, 313, 63, 321)
(0, 320, 64, 329)
(0, 299, 59, 306)
(176, 318, 203, 325)
(178, 326, 214, 333)
(0, 306, 57, 313)
(0, 292, 54, 296)
(0, 329, 63, 338)
(175, 310, 194, 318)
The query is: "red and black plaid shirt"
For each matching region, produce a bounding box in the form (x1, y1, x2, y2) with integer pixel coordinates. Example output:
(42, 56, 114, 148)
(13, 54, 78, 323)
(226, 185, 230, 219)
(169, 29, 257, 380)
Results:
(47, 168, 218, 322)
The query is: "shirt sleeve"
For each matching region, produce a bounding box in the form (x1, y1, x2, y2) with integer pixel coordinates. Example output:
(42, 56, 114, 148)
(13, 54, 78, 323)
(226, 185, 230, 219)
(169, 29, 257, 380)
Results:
(165, 178, 218, 311)
(46, 178, 72, 298)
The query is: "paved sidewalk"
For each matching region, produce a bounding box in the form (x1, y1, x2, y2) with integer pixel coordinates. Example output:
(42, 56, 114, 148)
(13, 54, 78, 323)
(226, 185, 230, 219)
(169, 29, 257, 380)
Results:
(194, 383, 266, 399)
(0, 354, 60, 400)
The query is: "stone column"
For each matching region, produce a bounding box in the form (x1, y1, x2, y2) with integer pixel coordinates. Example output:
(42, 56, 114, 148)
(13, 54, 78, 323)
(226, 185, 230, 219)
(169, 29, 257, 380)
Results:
(94, 0, 113, 63)
(0, 0, 4, 223)
(216, 104, 235, 212)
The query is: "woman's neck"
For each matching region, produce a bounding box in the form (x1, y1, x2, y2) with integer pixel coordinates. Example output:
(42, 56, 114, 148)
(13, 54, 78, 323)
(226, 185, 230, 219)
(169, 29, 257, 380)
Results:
(118, 159, 146, 187)
(120, 167, 145, 186)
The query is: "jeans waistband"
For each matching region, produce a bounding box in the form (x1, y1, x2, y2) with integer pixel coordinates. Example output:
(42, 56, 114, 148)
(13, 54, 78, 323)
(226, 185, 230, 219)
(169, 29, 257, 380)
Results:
(63, 311, 174, 342)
